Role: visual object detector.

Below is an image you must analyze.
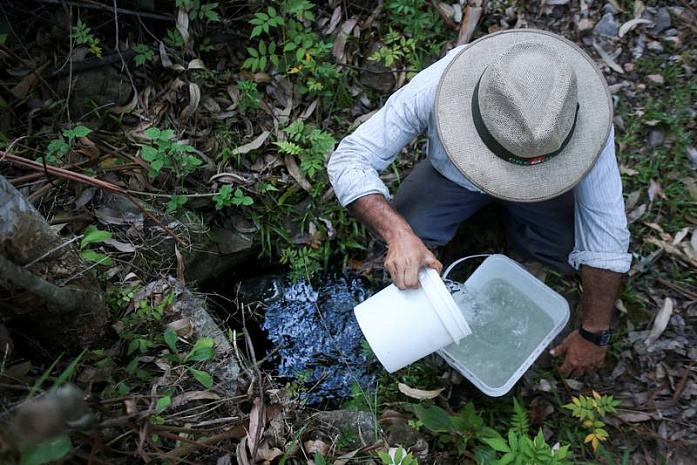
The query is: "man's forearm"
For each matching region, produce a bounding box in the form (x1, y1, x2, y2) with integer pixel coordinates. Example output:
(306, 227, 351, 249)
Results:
(348, 193, 442, 288)
(348, 193, 413, 244)
(580, 265, 623, 332)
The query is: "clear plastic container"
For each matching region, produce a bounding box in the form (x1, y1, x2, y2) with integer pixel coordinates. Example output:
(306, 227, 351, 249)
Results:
(438, 254, 570, 397)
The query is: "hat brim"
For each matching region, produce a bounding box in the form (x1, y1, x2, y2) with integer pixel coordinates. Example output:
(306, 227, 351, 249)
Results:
(435, 29, 613, 202)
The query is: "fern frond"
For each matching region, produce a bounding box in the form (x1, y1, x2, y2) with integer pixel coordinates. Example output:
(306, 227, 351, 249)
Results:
(510, 397, 530, 437)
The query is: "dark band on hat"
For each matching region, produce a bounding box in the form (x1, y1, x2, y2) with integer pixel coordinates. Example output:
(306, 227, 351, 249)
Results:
(471, 73, 580, 166)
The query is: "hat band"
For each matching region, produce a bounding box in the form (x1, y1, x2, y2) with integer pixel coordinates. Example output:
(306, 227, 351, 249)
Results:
(471, 74, 580, 166)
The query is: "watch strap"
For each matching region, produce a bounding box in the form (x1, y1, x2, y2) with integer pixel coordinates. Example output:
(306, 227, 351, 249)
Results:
(579, 326, 612, 346)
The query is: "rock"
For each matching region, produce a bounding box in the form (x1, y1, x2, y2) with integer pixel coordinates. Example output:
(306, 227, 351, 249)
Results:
(183, 226, 255, 284)
(58, 66, 132, 122)
(652, 7, 671, 34)
(647, 41, 664, 53)
(237, 274, 285, 304)
(360, 44, 395, 94)
(594, 12, 619, 39)
(577, 18, 595, 33)
(648, 130, 664, 149)
(646, 74, 665, 85)
(602, 2, 619, 15)
(308, 410, 383, 448)
(139, 278, 243, 396)
(623, 63, 635, 73)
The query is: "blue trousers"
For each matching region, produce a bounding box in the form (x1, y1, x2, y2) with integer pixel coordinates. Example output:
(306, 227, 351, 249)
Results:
(392, 161, 576, 275)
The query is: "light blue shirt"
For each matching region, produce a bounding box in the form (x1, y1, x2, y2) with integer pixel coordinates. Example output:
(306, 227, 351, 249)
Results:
(328, 47, 632, 273)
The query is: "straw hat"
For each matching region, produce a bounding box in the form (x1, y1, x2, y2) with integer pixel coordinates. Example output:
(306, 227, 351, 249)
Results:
(435, 29, 613, 202)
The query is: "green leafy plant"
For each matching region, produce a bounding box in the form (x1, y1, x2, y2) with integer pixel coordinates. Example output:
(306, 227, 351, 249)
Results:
(71, 19, 102, 57)
(378, 446, 418, 465)
(564, 391, 620, 453)
(275, 121, 335, 181)
(480, 429, 570, 465)
(167, 195, 188, 213)
(279, 246, 323, 281)
(250, 6, 284, 38)
(412, 403, 483, 455)
(164, 29, 184, 49)
(237, 80, 262, 113)
(212, 185, 254, 210)
(163, 328, 216, 388)
(478, 399, 571, 464)
(20, 434, 72, 465)
(140, 127, 203, 178)
(132, 44, 154, 66)
(176, 0, 221, 22)
(243, 39, 279, 72)
(38, 126, 91, 166)
(79, 225, 112, 266)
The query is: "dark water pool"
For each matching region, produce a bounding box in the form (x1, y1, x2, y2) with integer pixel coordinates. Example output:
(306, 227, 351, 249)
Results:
(259, 274, 381, 405)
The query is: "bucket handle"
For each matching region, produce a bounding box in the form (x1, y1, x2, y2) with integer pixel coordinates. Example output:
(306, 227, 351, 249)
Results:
(442, 254, 491, 281)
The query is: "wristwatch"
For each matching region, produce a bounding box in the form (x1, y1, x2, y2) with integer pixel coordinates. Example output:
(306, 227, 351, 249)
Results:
(579, 326, 612, 346)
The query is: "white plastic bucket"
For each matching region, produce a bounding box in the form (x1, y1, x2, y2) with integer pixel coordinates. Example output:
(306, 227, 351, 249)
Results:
(354, 267, 471, 373)
(438, 254, 570, 397)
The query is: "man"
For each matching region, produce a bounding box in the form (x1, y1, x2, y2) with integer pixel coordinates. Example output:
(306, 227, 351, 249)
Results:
(327, 30, 631, 377)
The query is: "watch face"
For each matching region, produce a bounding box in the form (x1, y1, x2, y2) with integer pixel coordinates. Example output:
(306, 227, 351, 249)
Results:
(600, 332, 612, 346)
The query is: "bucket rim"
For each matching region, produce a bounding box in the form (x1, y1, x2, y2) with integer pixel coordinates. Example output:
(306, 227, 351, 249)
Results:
(419, 268, 472, 343)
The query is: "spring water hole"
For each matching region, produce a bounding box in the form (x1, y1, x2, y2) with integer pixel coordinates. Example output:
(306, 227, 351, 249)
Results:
(205, 268, 554, 405)
(204, 270, 382, 406)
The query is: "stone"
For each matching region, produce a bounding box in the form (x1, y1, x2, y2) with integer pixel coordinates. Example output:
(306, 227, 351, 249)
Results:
(594, 12, 619, 39)
(360, 44, 395, 94)
(577, 18, 595, 33)
(647, 41, 664, 53)
(646, 74, 665, 85)
(138, 278, 243, 396)
(237, 274, 285, 304)
(58, 66, 132, 122)
(652, 7, 672, 34)
(308, 410, 383, 449)
(183, 226, 255, 284)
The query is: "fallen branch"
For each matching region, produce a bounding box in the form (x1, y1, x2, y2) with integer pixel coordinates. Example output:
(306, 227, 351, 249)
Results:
(0, 254, 100, 311)
(0, 151, 189, 248)
(457, 0, 488, 46)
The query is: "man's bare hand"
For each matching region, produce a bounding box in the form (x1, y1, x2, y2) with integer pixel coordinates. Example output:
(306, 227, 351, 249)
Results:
(385, 231, 442, 290)
(550, 330, 607, 378)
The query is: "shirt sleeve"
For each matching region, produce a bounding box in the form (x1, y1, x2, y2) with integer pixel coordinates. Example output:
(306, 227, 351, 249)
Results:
(327, 65, 439, 207)
(569, 127, 633, 273)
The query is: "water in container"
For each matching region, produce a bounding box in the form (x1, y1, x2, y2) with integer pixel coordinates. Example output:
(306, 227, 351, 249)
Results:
(444, 278, 555, 389)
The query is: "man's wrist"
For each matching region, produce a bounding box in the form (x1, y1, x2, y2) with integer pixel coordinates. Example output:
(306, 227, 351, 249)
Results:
(580, 322, 611, 333)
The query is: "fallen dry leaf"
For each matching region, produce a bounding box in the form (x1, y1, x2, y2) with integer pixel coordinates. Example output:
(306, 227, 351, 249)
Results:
(397, 382, 445, 400)
(592, 41, 624, 74)
(627, 204, 647, 223)
(285, 154, 313, 192)
(645, 298, 673, 346)
(625, 190, 641, 211)
(180, 83, 201, 120)
(231, 130, 270, 155)
(304, 440, 330, 456)
(618, 18, 653, 38)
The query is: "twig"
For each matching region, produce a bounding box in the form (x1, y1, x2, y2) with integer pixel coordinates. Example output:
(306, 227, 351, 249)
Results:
(0, 44, 59, 100)
(27, 178, 66, 205)
(112, 0, 139, 101)
(656, 277, 697, 301)
(161, 426, 247, 459)
(25, 0, 174, 21)
(47, 50, 137, 79)
(0, 151, 189, 248)
(157, 430, 233, 454)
